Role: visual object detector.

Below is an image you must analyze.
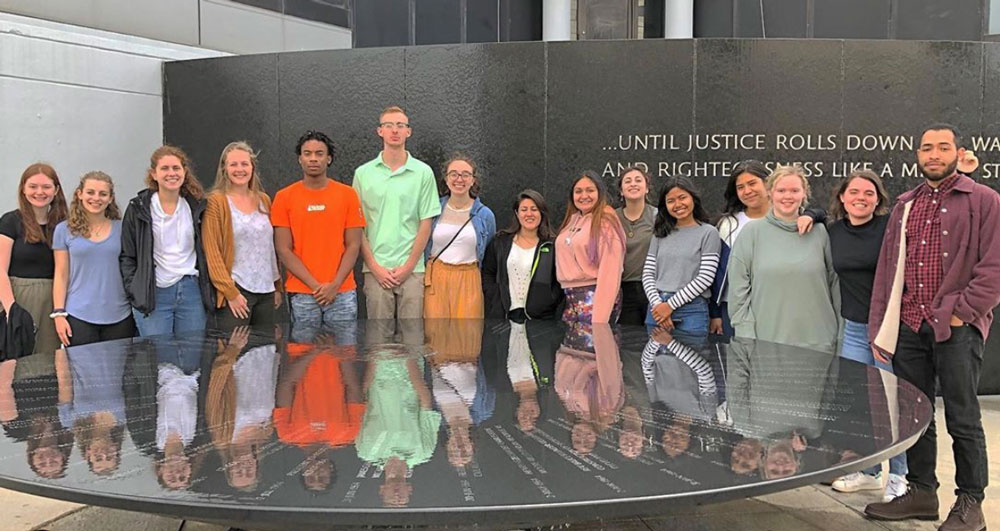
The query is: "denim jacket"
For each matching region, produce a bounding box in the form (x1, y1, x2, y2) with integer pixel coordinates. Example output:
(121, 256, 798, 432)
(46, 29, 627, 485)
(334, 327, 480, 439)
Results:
(424, 196, 496, 264)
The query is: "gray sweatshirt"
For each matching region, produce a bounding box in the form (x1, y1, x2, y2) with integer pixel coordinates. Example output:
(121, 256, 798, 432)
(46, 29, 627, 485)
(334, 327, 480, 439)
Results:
(727, 212, 841, 354)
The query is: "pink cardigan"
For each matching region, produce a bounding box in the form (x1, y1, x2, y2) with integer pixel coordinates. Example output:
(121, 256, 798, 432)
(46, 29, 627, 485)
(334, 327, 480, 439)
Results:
(555, 208, 626, 323)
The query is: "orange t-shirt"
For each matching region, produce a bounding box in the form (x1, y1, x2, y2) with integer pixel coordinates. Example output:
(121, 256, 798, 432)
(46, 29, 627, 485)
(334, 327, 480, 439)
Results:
(273, 346, 365, 447)
(270, 179, 366, 294)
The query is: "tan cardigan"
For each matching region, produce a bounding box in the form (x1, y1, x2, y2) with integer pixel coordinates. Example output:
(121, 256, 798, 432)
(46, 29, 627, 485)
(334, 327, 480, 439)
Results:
(202, 190, 276, 308)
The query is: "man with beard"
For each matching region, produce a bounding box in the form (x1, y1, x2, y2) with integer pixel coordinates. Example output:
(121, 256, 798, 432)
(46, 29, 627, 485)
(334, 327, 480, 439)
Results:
(865, 124, 1000, 531)
(272, 130, 366, 325)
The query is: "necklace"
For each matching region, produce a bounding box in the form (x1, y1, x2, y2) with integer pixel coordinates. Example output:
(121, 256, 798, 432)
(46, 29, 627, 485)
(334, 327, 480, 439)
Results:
(622, 204, 644, 239)
(446, 202, 472, 213)
(625, 217, 638, 238)
(91, 219, 111, 239)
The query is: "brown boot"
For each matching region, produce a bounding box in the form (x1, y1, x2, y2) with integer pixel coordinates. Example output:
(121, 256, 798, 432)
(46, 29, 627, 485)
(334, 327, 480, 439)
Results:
(864, 485, 939, 521)
(938, 493, 986, 531)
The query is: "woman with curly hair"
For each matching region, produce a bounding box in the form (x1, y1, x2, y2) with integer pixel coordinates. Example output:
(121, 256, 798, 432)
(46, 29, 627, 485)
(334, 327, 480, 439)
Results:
(423, 153, 496, 319)
(120, 145, 214, 336)
(615, 166, 656, 325)
(52, 171, 135, 346)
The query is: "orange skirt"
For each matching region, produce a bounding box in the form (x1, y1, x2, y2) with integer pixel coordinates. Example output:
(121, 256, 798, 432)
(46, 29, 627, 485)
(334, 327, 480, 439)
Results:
(423, 261, 484, 319)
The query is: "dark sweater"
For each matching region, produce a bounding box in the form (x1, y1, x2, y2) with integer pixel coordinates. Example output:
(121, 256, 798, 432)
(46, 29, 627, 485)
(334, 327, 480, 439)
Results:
(827, 215, 889, 323)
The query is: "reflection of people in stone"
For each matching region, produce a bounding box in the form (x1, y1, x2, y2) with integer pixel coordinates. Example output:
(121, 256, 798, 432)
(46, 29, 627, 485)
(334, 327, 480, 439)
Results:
(427, 319, 492, 468)
(489, 319, 560, 436)
(555, 322, 623, 455)
(273, 324, 364, 493)
(55, 345, 127, 476)
(506, 321, 541, 432)
(380, 456, 412, 508)
(355, 349, 441, 507)
(155, 345, 204, 490)
(642, 327, 718, 460)
(433, 361, 476, 468)
(0, 359, 73, 479)
(206, 326, 279, 492)
(730, 436, 762, 476)
(617, 405, 644, 459)
(761, 435, 807, 479)
(725, 336, 839, 479)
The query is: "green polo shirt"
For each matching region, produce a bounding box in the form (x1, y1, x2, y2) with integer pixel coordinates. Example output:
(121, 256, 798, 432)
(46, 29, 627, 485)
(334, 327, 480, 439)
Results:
(353, 151, 441, 272)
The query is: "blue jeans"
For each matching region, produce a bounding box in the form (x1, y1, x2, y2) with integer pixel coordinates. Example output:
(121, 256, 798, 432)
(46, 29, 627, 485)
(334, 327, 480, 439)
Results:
(645, 291, 709, 336)
(133, 275, 208, 337)
(841, 319, 907, 477)
(841, 319, 893, 372)
(289, 290, 358, 344)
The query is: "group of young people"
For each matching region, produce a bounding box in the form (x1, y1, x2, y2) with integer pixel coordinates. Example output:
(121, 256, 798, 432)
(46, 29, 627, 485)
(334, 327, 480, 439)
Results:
(2, 112, 997, 530)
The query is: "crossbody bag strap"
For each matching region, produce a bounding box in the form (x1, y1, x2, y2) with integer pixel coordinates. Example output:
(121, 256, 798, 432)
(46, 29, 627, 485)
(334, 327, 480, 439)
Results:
(429, 216, 474, 265)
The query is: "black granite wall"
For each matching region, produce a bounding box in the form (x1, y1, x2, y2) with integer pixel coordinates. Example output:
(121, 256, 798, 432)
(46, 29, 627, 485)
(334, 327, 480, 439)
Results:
(162, 39, 1000, 393)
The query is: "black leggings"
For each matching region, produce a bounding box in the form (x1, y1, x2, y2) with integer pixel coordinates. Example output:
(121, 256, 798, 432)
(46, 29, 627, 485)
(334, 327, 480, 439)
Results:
(214, 285, 276, 333)
(618, 281, 649, 326)
(66, 314, 137, 347)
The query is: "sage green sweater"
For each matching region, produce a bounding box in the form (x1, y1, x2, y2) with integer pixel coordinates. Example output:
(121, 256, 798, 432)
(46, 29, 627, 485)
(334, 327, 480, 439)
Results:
(727, 212, 841, 354)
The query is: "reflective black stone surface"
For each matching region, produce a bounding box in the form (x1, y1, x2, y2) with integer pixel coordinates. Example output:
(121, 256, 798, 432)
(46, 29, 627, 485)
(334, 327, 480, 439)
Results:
(0, 320, 931, 529)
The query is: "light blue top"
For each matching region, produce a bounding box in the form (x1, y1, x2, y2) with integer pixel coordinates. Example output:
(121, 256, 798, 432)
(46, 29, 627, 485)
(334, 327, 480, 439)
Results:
(53, 220, 131, 324)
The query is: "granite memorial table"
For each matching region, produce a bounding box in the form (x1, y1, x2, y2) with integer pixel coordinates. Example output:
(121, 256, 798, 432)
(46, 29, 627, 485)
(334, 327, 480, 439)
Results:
(0, 319, 931, 529)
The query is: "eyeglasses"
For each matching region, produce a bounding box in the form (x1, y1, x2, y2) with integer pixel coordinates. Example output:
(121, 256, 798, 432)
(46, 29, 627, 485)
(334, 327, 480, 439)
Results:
(379, 122, 411, 130)
(446, 171, 474, 180)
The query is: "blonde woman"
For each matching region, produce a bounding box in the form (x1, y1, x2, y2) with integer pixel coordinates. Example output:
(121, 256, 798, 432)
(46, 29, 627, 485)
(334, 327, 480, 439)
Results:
(52, 172, 135, 346)
(202, 141, 280, 331)
(727, 165, 840, 353)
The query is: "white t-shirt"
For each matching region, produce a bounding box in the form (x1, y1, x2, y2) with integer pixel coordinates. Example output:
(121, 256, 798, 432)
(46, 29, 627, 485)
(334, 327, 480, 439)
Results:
(431, 222, 478, 265)
(151, 193, 198, 288)
(729, 211, 753, 244)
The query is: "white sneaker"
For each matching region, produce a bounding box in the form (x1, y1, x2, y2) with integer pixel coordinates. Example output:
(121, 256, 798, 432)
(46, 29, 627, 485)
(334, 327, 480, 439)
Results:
(831, 471, 882, 493)
(882, 473, 907, 502)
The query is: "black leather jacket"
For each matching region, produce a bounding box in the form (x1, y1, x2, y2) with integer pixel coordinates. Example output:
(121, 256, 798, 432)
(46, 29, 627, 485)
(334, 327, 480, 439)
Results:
(482, 232, 564, 320)
(119, 189, 214, 316)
